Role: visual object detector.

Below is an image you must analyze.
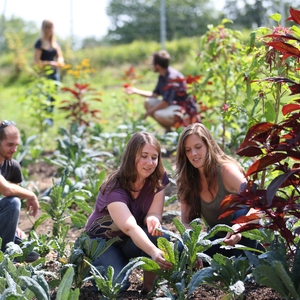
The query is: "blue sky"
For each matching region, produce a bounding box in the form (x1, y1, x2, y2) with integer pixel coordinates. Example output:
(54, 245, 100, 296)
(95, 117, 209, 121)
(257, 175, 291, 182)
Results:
(1, 0, 110, 40)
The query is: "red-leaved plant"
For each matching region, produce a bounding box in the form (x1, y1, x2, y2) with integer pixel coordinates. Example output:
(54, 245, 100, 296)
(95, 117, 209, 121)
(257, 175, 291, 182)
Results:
(220, 7, 300, 254)
(60, 83, 102, 126)
(218, 11, 300, 297)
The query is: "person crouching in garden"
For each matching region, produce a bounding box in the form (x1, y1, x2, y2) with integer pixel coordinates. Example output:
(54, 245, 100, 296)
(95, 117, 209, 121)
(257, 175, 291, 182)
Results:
(175, 123, 262, 261)
(85, 132, 172, 293)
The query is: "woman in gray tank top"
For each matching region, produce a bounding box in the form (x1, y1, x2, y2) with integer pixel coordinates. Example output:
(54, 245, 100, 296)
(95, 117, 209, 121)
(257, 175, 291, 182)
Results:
(175, 123, 262, 259)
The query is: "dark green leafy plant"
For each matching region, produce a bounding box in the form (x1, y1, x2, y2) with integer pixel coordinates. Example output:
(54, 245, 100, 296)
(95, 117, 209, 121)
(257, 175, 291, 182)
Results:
(189, 253, 252, 299)
(89, 259, 145, 300)
(55, 266, 80, 300)
(0, 241, 57, 300)
(66, 232, 121, 289)
(44, 123, 109, 179)
(137, 218, 235, 298)
(246, 236, 300, 299)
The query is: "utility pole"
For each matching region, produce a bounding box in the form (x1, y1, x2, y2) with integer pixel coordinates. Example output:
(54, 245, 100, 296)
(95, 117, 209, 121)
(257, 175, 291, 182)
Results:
(273, 0, 285, 26)
(280, 0, 285, 27)
(70, 0, 74, 49)
(160, 0, 166, 50)
(0, 0, 8, 56)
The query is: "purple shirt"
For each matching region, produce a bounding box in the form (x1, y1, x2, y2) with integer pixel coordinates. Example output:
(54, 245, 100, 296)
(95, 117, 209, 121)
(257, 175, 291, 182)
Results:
(85, 172, 169, 239)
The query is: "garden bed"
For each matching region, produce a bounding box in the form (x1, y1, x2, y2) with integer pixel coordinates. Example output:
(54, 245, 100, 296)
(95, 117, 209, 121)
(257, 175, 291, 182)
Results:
(18, 161, 284, 299)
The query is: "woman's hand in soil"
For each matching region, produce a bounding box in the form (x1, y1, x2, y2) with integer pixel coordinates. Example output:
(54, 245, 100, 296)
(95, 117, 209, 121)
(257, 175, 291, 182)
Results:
(151, 249, 172, 270)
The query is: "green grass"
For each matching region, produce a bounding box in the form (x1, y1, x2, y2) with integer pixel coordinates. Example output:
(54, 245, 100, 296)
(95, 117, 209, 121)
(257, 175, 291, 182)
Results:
(0, 64, 167, 151)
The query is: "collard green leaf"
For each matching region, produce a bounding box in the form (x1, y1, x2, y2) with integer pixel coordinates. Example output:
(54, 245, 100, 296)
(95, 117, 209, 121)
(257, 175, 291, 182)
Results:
(56, 267, 74, 300)
(188, 267, 215, 294)
(20, 275, 50, 300)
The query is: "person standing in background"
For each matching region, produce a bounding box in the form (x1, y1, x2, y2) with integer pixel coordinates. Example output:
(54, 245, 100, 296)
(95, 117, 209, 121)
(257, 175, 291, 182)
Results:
(34, 19, 65, 126)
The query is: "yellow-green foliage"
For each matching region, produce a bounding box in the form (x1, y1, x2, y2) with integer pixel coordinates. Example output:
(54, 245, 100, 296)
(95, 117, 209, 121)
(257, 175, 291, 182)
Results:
(76, 38, 199, 67)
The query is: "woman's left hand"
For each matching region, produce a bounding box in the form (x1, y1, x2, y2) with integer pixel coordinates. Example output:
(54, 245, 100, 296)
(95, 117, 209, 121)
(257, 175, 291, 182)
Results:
(224, 224, 242, 246)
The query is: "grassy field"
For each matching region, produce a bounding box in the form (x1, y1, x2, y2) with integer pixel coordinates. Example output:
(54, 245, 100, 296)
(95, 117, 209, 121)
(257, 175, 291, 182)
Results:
(0, 62, 171, 151)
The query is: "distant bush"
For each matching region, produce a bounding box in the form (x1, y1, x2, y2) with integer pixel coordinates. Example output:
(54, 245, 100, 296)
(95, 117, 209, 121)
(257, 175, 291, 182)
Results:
(76, 38, 199, 67)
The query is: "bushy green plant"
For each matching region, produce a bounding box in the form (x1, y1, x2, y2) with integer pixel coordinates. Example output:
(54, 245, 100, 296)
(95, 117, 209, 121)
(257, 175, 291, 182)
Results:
(65, 232, 121, 289)
(189, 253, 252, 299)
(33, 168, 93, 258)
(44, 123, 110, 183)
(0, 241, 57, 300)
(19, 70, 59, 139)
(136, 218, 236, 298)
(89, 259, 145, 300)
(192, 19, 250, 152)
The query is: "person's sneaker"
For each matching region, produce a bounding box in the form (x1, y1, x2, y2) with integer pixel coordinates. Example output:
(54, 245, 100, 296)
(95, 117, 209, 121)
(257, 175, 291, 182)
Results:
(14, 251, 40, 263)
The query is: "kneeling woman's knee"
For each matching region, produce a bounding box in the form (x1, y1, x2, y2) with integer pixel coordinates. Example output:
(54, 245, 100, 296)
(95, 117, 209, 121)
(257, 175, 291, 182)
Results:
(9, 197, 21, 211)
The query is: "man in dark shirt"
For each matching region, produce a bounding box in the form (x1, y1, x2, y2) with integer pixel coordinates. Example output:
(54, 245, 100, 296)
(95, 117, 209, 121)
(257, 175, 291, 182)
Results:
(0, 120, 40, 261)
(125, 50, 195, 132)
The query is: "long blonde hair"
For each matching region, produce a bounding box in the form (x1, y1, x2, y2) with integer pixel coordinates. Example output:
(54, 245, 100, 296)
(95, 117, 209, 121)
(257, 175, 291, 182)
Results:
(41, 19, 58, 49)
(175, 123, 243, 222)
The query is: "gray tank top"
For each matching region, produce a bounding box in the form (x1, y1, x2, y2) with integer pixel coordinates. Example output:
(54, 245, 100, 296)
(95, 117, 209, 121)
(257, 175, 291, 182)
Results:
(200, 166, 234, 229)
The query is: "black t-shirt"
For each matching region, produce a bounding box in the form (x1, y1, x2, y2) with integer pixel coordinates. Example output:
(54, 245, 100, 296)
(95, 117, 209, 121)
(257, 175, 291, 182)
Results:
(0, 159, 23, 184)
(34, 39, 58, 61)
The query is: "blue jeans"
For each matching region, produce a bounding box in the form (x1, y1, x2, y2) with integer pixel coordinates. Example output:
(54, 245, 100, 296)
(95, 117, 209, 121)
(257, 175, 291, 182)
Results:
(0, 196, 21, 252)
(93, 226, 164, 291)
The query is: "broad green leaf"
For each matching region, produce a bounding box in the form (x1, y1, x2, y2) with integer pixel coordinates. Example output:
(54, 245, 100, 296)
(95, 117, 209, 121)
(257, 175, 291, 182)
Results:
(270, 13, 281, 23)
(158, 237, 175, 264)
(70, 213, 87, 228)
(253, 264, 288, 297)
(56, 267, 74, 300)
(188, 267, 215, 294)
(20, 276, 50, 300)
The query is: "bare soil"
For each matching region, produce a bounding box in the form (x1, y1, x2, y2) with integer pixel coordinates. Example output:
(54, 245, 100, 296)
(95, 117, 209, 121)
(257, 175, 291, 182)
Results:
(18, 161, 284, 299)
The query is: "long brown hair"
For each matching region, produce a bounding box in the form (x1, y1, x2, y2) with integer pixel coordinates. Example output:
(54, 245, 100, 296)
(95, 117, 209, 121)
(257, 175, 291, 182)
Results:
(175, 123, 243, 222)
(101, 132, 165, 194)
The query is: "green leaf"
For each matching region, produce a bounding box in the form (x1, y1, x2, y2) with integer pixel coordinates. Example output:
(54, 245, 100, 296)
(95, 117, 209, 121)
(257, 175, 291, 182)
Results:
(20, 276, 50, 300)
(188, 267, 215, 294)
(173, 218, 186, 236)
(56, 267, 75, 300)
(253, 264, 289, 298)
(273, 261, 298, 298)
(270, 13, 281, 23)
(222, 18, 233, 24)
(70, 213, 87, 228)
(32, 214, 50, 231)
(158, 237, 175, 264)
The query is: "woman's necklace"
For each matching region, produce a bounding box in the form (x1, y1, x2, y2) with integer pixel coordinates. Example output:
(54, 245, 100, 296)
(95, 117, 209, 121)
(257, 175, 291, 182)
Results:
(129, 180, 145, 193)
(129, 187, 142, 192)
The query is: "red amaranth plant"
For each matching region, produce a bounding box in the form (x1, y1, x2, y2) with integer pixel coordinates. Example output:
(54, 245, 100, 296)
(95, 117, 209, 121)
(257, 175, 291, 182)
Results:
(60, 83, 102, 126)
(219, 8, 300, 253)
(220, 103, 300, 253)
